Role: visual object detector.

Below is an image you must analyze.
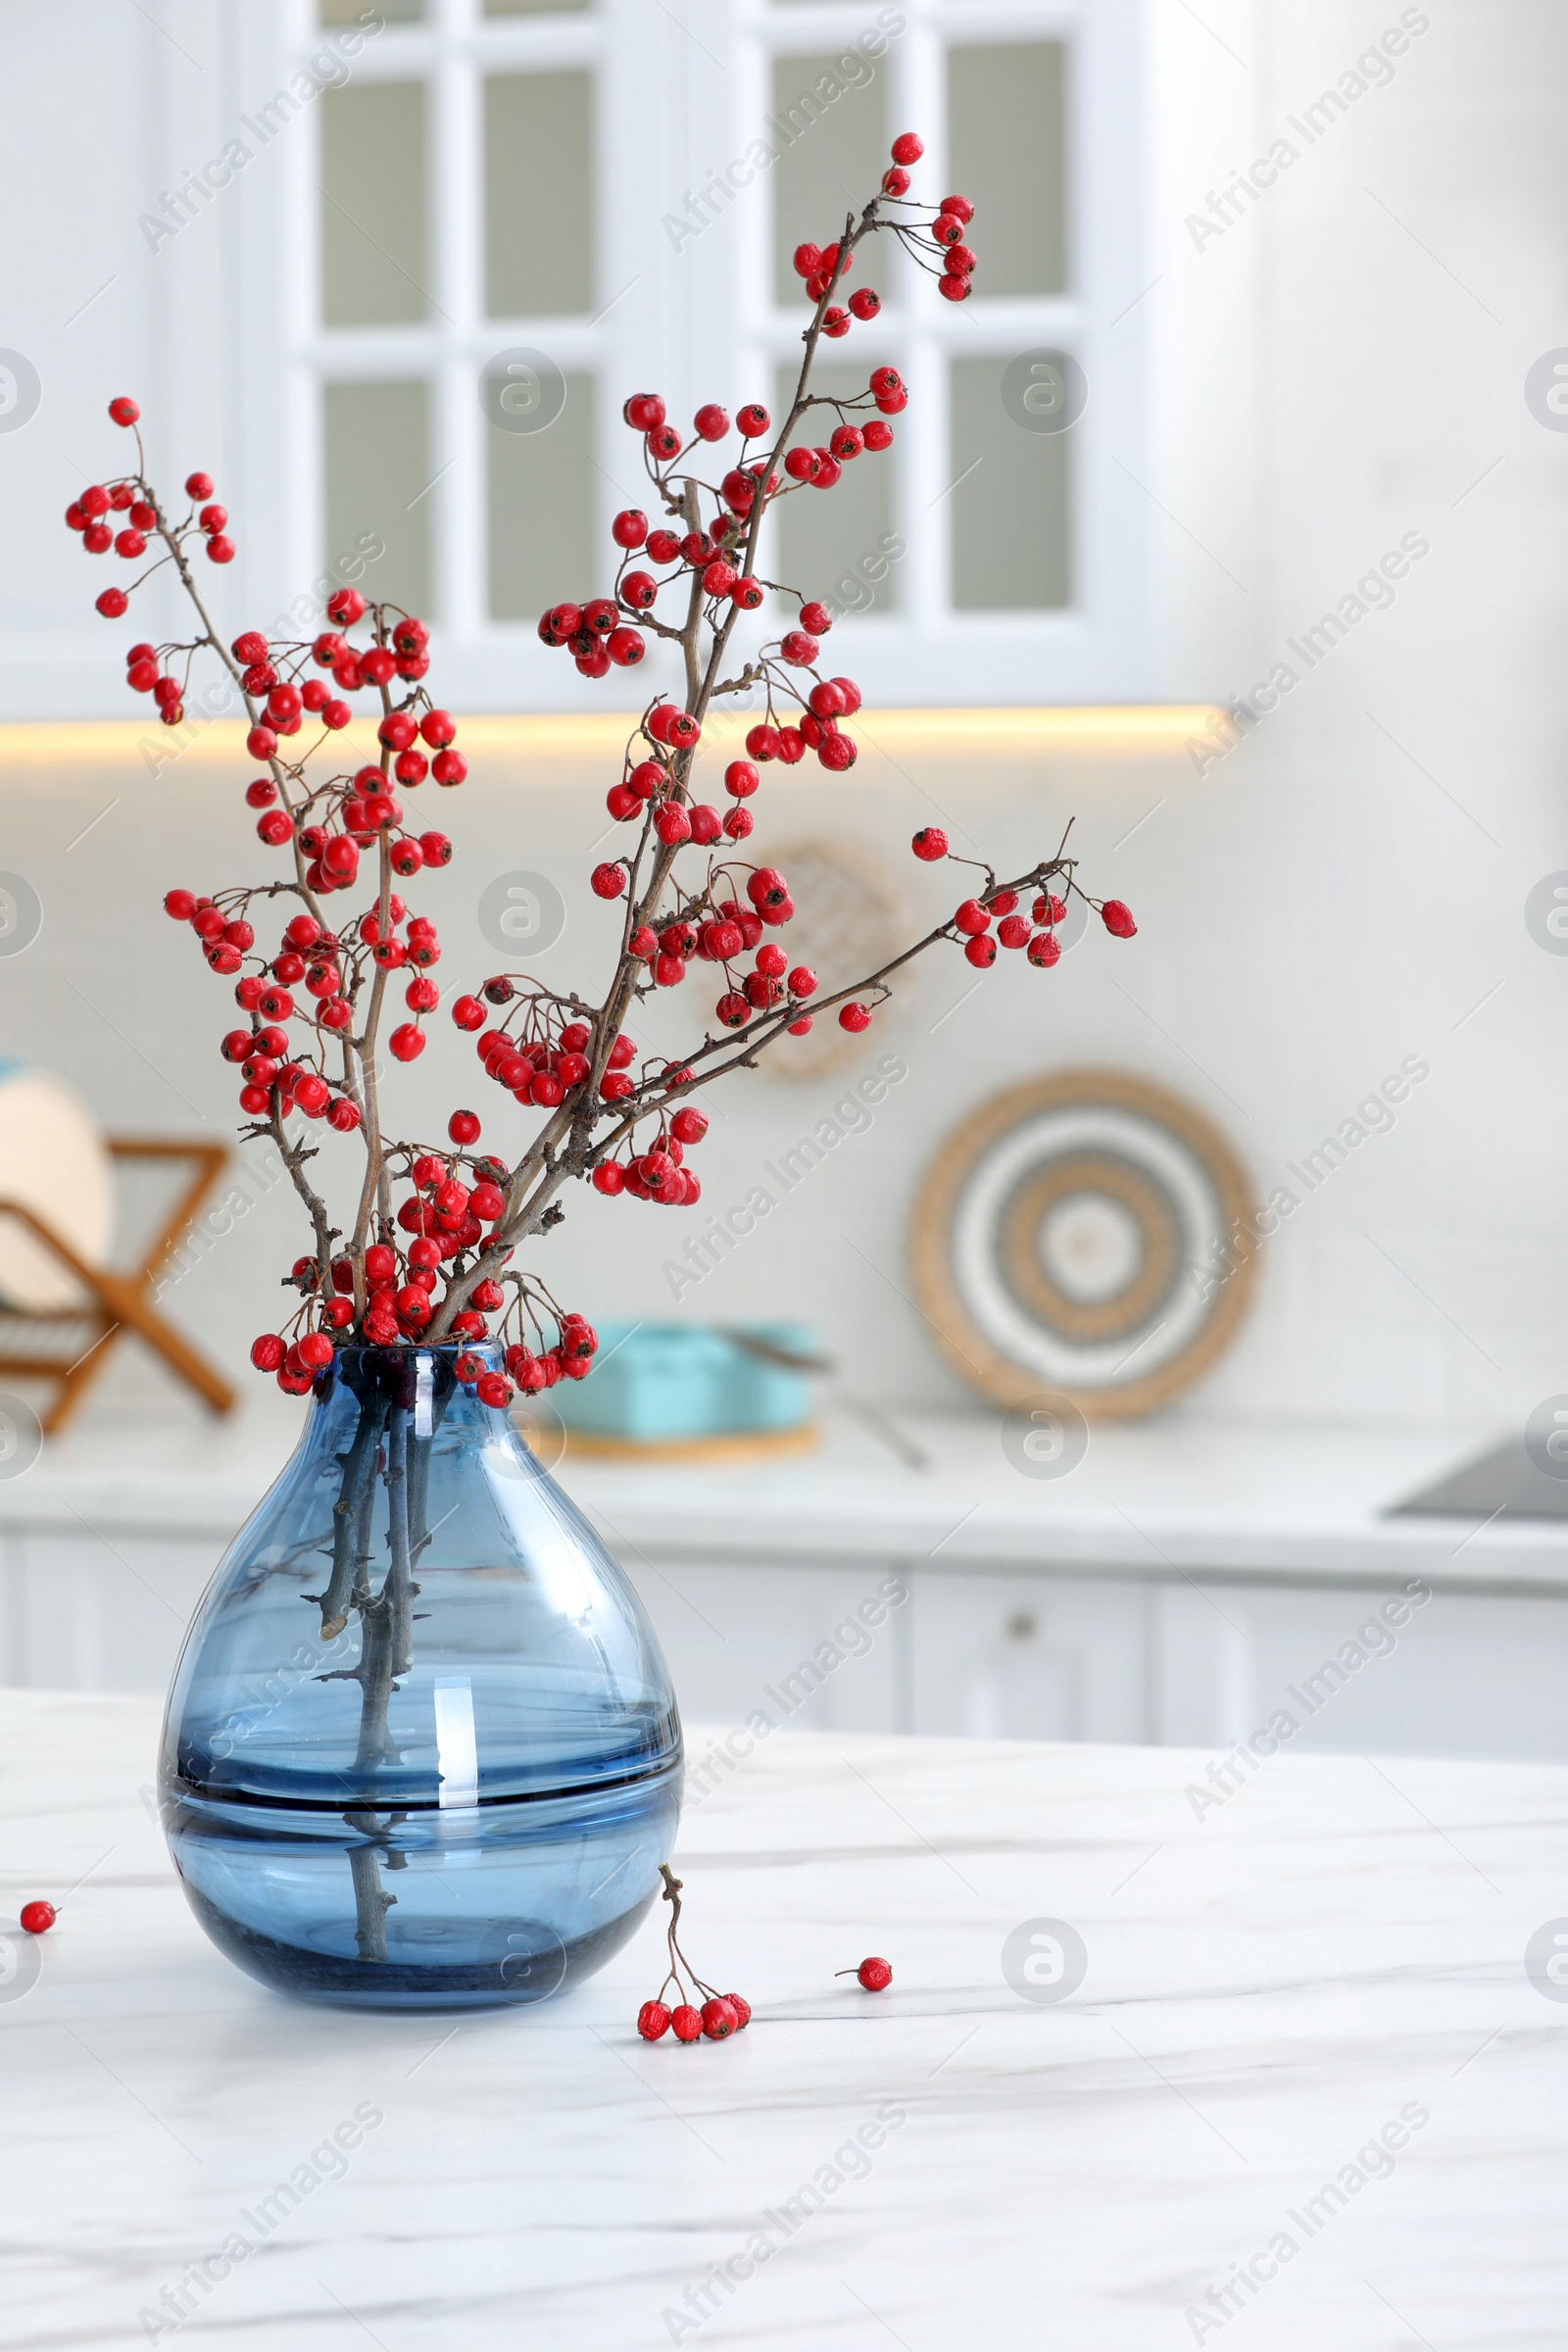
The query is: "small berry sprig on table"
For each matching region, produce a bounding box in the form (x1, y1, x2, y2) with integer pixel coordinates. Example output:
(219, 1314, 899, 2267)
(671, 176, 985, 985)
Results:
(67, 126, 1136, 1419)
(838, 1954, 893, 1991)
(636, 1866, 751, 2044)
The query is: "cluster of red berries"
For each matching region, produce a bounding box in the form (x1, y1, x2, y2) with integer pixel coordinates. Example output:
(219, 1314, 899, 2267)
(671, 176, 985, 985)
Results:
(592, 1098, 708, 1206)
(520, 134, 999, 1074)
(906, 831, 1136, 967)
(67, 403, 233, 626)
(63, 398, 530, 1394)
(163, 888, 448, 1130)
(872, 130, 978, 302)
(955, 880, 1135, 969)
(72, 127, 1132, 1424)
(637, 1866, 752, 2044)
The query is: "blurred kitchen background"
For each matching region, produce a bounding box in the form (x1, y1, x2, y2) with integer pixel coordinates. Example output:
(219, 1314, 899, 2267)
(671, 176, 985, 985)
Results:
(1, 0, 1566, 1763)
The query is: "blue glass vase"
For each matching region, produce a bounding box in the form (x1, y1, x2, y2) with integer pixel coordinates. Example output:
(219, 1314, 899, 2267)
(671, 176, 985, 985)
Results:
(160, 1343, 682, 2009)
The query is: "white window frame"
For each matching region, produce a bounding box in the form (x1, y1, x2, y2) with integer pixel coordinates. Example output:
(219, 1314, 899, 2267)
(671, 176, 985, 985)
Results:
(235, 0, 1152, 713)
(729, 0, 1153, 706)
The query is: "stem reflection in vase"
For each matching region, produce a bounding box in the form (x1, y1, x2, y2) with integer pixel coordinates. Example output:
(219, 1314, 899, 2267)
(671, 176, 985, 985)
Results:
(160, 1344, 681, 2008)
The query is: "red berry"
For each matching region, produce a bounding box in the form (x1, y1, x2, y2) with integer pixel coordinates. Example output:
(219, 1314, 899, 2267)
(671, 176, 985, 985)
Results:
(693, 404, 729, 441)
(638, 1998, 672, 2039)
(19, 1901, 55, 1935)
(965, 935, 998, 968)
(250, 1334, 285, 1372)
(938, 275, 971, 304)
(389, 1023, 425, 1061)
(95, 588, 128, 618)
(882, 165, 910, 197)
(954, 898, 991, 936)
(701, 1996, 736, 2039)
(1102, 899, 1138, 938)
(109, 396, 139, 426)
(1027, 930, 1062, 968)
(891, 130, 923, 163)
(670, 2003, 703, 2043)
(912, 827, 948, 860)
(839, 1002, 871, 1033)
(724, 1993, 752, 2030)
(858, 1956, 892, 1990)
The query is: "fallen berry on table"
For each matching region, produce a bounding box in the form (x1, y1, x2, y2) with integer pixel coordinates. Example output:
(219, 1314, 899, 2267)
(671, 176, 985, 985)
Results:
(836, 1955, 892, 1991)
(20, 1900, 55, 1935)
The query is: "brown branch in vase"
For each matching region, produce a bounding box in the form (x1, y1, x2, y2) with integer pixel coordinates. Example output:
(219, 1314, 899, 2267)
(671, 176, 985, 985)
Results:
(70, 130, 1139, 1837)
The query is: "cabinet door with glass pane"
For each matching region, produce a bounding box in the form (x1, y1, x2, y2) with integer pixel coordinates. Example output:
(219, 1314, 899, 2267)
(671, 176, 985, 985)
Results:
(276, 0, 1147, 709)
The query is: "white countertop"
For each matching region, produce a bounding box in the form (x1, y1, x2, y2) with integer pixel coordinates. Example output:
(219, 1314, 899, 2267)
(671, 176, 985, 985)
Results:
(4, 1690, 1566, 2348)
(6, 1401, 1567, 1594)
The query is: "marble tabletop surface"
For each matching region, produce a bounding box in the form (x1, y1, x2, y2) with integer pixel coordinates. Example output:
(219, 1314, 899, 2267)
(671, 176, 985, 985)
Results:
(4, 1690, 1565, 2350)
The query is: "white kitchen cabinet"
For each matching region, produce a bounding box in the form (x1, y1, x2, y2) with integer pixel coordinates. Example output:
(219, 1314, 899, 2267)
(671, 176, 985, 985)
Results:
(3, 1412, 1566, 1765)
(907, 1571, 1153, 1743)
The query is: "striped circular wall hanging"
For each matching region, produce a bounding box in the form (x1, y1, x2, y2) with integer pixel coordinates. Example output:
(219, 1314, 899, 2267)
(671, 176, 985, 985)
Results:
(909, 1069, 1257, 1419)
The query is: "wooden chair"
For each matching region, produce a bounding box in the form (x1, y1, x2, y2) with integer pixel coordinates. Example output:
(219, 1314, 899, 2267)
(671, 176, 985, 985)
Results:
(0, 1139, 236, 1434)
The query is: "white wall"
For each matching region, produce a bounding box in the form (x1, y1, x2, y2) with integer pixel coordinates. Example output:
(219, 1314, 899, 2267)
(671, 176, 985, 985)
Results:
(1, 0, 1565, 1440)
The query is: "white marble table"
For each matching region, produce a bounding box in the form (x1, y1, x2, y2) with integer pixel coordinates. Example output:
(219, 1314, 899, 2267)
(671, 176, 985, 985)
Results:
(4, 1690, 1565, 2349)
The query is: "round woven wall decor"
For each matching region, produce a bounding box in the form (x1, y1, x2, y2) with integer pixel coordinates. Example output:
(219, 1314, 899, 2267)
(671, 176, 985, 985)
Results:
(754, 837, 905, 1081)
(909, 1068, 1257, 1420)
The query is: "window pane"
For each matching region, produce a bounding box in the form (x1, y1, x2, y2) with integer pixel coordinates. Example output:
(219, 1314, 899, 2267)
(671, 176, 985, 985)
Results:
(324, 382, 432, 618)
(773, 361, 900, 620)
(487, 370, 596, 621)
(947, 43, 1065, 297)
(484, 0, 588, 13)
(949, 356, 1068, 612)
(485, 74, 593, 318)
(321, 0, 420, 20)
(770, 54, 887, 306)
(321, 83, 428, 325)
